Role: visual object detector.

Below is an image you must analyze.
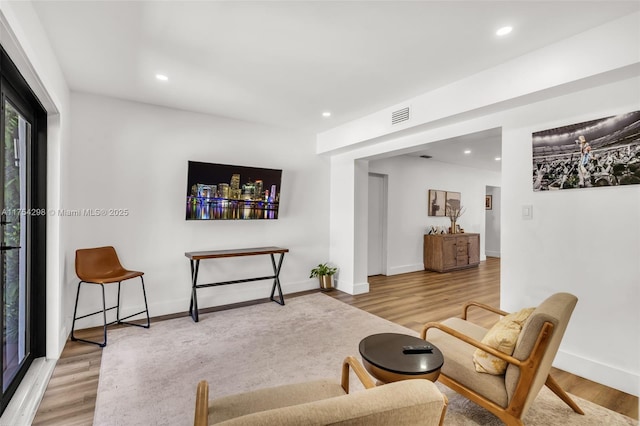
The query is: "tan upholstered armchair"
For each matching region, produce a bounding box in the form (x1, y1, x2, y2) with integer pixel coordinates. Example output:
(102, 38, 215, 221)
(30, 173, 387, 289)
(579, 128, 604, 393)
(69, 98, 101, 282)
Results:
(194, 356, 448, 426)
(422, 292, 583, 426)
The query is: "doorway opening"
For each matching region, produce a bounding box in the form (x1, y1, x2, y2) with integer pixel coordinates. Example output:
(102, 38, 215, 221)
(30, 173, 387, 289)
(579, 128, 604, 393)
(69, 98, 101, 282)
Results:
(367, 173, 387, 276)
(485, 185, 501, 258)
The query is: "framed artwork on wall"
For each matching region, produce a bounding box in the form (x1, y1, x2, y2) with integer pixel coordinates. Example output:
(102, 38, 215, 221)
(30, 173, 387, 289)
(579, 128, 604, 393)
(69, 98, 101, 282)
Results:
(532, 110, 640, 191)
(445, 191, 461, 216)
(486, 195, 492, 210)
(428, 189, 446, 216)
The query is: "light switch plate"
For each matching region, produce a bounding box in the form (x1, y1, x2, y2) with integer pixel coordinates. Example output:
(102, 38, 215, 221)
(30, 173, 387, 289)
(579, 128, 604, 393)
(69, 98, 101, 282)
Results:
(522, 205, 533, 220)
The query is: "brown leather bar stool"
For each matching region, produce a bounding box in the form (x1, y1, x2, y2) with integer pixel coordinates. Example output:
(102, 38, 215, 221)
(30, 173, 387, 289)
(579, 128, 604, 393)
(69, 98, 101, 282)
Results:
(71, 246, 150, 347)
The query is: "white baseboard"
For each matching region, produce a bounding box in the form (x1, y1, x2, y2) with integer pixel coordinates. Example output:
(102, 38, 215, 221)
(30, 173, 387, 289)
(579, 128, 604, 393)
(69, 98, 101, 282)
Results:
(334, 279, 369, 295)
(56, 325, 67, 359)
(352, 281, 370, 295)
(386, 263, 423, 276)
(0, 357, 56, 426)
(485, 250, 501, 258)
(554, 349, 639, 396)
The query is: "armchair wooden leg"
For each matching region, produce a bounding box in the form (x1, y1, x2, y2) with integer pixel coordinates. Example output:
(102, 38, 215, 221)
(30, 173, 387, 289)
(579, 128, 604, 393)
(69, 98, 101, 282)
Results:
(545, 375, 584, 415)
(438, 394, 448, 426)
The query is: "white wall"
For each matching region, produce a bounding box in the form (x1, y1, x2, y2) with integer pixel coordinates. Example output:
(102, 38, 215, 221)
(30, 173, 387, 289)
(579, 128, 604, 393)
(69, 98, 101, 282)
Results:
(485, 186, 501, 257)
(499, 77, 640, 396)
(369, 156, 501, 275)
(66, 92, 329, 329)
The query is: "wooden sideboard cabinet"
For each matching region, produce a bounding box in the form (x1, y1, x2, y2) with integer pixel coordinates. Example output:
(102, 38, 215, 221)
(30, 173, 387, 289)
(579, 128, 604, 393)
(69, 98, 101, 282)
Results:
(423, 233, 480, 272)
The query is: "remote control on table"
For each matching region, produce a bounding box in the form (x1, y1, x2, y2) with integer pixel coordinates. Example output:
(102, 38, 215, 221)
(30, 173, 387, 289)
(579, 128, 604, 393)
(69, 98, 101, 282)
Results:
(402, 344, 433, 354)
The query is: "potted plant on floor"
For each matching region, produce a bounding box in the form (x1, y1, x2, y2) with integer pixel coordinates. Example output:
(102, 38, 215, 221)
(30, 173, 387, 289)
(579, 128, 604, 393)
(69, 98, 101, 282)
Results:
(310, 263, 338, 292)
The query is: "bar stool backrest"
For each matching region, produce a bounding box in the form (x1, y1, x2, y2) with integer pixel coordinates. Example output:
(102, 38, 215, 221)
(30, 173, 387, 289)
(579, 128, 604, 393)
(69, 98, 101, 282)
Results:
(76, 246, 125, 282)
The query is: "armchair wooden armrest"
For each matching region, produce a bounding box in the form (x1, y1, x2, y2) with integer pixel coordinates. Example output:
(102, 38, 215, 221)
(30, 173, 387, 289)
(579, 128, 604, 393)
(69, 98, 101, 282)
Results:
(341, 356, 376, 392)
(195, 380, 209, 426)
(194, 357, 376, 426)
(421, 322, 523, 367)
(462, 301, 509, 320)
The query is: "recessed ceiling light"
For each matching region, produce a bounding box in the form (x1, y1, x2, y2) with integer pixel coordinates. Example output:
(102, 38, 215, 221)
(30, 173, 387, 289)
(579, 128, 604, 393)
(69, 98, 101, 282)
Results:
(495, 157, 502, 161)
(155, 74, 169, 81)
(496, 26, 513, 36)
(464, 150, 471, 154)
(322, 111, 331, 117)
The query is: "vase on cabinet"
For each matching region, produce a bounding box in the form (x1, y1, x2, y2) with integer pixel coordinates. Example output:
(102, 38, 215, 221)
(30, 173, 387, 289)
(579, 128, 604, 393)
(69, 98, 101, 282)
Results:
(450, 219, 457, 234)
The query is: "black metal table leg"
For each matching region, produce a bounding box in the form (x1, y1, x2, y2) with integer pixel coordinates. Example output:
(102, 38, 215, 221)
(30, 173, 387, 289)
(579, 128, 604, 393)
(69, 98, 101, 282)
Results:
(186, 247, 289, 321)
(189, 259, 200, 322)
(269, 253, 286, 305)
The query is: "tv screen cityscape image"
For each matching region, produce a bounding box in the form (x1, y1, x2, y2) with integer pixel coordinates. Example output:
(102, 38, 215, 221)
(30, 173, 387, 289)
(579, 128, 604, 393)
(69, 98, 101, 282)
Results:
(186, 161, 282, 220)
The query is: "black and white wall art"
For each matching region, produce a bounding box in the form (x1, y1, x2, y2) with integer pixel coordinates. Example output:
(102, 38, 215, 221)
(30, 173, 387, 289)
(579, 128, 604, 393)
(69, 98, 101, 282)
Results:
(532, 110, 640, 191)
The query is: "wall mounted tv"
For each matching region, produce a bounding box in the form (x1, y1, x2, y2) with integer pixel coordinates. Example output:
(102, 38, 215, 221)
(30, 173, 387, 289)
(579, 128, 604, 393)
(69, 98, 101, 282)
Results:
(186, 161, 282, 220)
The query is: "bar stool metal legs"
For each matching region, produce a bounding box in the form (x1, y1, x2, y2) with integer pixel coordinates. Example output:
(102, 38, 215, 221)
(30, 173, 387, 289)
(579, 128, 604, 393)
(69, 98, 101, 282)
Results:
(70, 276, 150, 347)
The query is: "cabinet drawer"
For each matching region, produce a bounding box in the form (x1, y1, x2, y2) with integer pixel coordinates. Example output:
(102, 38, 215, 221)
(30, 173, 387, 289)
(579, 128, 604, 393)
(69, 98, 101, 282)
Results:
(456, 255, 469, 266)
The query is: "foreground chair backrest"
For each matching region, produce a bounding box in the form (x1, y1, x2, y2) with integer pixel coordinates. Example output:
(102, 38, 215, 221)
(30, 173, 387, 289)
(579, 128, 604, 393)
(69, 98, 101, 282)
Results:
(422, 292, 583, 426)
(194, 356, 448, 426)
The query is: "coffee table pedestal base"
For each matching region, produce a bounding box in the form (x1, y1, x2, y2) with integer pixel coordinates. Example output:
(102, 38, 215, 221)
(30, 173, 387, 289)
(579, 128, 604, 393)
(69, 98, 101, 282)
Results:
(362, 358, 441, 384)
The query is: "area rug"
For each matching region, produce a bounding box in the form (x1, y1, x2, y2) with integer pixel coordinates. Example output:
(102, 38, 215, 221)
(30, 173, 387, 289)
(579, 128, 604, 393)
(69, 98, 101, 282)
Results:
(94, 293, 637, 425)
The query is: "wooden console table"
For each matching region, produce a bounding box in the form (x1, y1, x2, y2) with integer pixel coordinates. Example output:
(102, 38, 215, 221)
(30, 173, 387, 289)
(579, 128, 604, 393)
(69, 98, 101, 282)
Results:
(185, 246, 289, 322)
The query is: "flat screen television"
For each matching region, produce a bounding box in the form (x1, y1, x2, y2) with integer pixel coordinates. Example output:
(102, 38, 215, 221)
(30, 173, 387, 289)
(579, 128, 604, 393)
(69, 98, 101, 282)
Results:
(186, 161, 282, 220)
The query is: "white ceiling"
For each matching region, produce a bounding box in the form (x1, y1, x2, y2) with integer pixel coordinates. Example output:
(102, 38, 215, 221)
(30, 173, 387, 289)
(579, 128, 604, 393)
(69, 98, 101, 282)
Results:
(405, 128, 503, 172)
(31, 1, 639, 170)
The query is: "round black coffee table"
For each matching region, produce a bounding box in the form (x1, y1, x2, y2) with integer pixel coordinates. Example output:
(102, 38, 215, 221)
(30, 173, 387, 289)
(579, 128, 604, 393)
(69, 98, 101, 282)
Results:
(359, 333, 444, 384)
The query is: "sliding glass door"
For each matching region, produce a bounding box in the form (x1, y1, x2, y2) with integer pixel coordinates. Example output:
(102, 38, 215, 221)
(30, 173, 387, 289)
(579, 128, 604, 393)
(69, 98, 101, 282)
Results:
(0, 46, 47, 415)
(2, 98, 30, 393)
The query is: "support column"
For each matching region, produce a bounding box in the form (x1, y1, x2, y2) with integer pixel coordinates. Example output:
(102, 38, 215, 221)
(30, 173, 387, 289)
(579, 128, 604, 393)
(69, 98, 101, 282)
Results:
(329, 155, 369, 295)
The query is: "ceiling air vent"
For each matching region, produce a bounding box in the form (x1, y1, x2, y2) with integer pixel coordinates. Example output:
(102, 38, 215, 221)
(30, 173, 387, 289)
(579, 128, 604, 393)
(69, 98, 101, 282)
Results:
(391, 106, 410, 125)
(420, 155, 432, 159)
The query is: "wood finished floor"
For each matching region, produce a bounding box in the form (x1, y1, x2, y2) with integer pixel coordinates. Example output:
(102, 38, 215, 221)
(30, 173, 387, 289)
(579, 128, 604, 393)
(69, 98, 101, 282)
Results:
(32, 257, 638, 424)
